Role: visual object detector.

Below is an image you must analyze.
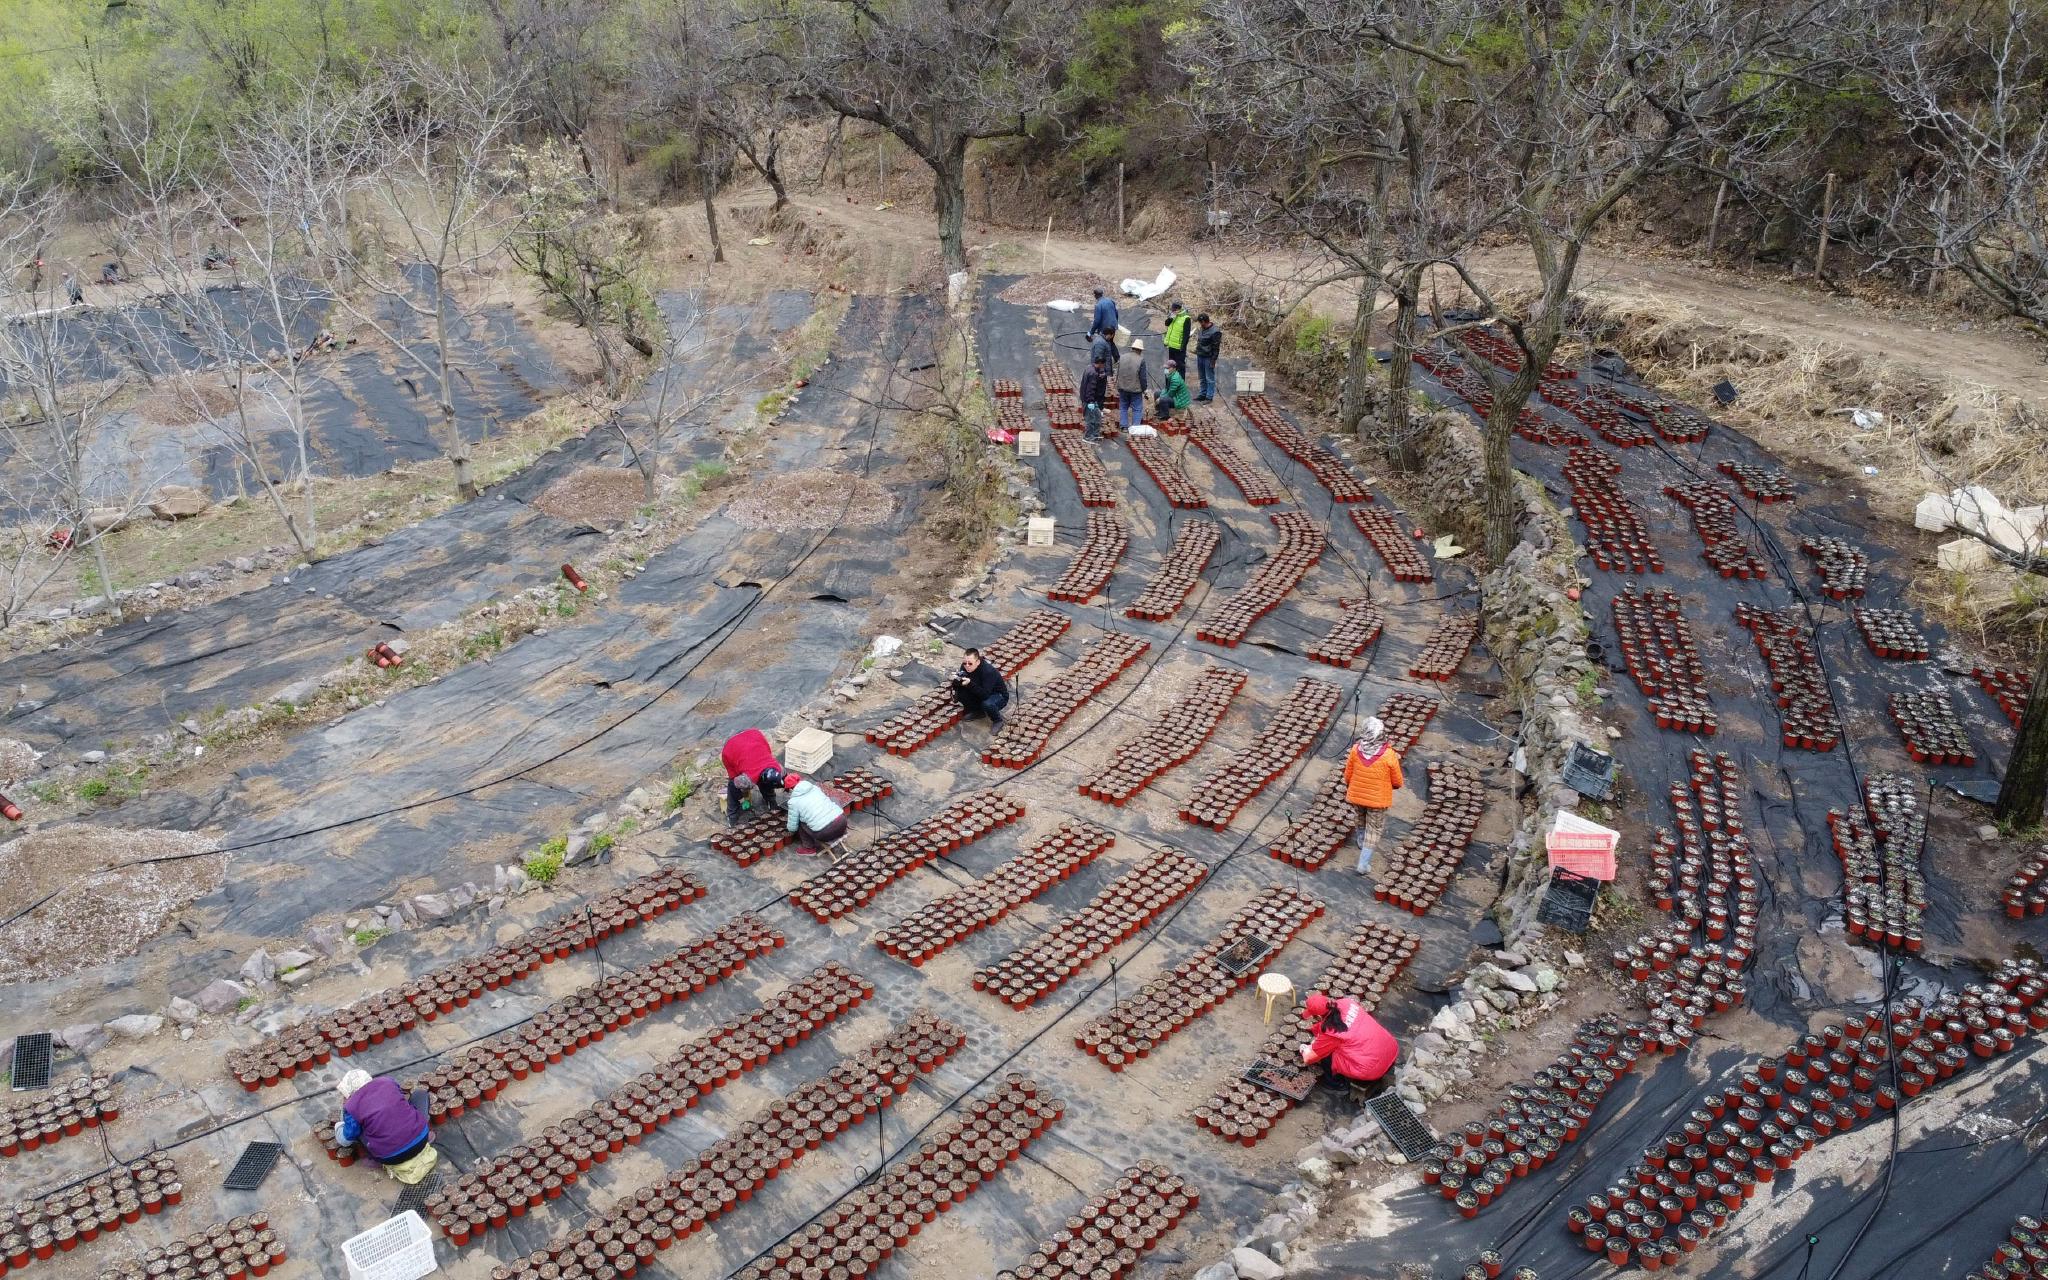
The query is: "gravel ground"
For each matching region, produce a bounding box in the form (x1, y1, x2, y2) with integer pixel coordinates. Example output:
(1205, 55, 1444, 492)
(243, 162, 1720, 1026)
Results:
(0, 824, 223, 986)
(998, 271, 1111, 307)
(725, 471, 895, 531)
(534, 466, 650, 526)
(0, 737, 39, 785)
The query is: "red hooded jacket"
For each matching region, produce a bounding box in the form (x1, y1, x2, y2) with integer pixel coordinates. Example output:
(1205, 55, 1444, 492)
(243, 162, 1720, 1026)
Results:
(721, 729, 780, 782)
(1302, 996, 1399, 1081)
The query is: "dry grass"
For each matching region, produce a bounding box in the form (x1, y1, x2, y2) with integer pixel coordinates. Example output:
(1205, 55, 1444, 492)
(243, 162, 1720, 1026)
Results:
(725, 470, 895, 531)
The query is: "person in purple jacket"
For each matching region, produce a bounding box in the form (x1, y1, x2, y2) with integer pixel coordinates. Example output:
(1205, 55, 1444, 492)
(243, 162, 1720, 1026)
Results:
(335, 1069, 436, 1180)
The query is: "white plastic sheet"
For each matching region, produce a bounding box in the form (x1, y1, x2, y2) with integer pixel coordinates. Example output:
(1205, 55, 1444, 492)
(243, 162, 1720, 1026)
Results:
(1120, 267, 1177, 301)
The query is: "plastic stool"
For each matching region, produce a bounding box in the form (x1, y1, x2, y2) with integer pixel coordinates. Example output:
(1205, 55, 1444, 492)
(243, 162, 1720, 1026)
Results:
(1256, 973, 1296, 1024)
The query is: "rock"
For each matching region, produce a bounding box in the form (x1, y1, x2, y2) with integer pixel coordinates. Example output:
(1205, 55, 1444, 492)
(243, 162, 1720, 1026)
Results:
(1408, 1067, 1450, 1100)
(563, 833, 595, 866)
(1480, 986, 1518, 1012)
(1607, 726, 1624, 739)
(240, 949, 276, 986)
(411, 892, 454, 921)
(1411, 1030, 1449, 1057)
(1564, 949, 1586, 968)
(272, 676, 322, 706)
(180, 718, 203, 736)
(1231, 1246, 1285, 1280)
(1195, 1264, 1237, 1280)
(149, 484, 212, 520)
(1497, 968, 1539, 995)
(231, 557, 257, 573)
(273, 949, 317, 973)
(84, 507, 130, 533)
(302, 924, 348, 959)
(107, 1014, 163, 1038)
(59, 1021, 106, 1051)
(1529, 965, 1563, 993)
(79, 749, 105, 765)
(1466, 963, 1502, 990)
(279, 968, 314, 986)
(1494, 949, 1529, 967)
(449, 883, 477, 911)
(166, 996, 201, 1026)
(624, 787, 656, 811)
(385, 637, 411, 658)
(1296, 1155, 1337, 1187)
(1249, 1214, 1300, 1245)
(1979, 824, 2000, 841)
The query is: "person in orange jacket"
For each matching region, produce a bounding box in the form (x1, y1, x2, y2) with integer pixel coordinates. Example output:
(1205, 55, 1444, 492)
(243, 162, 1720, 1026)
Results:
(1299, 990, 1399, 1097)
(1341, 716, 1404, 875)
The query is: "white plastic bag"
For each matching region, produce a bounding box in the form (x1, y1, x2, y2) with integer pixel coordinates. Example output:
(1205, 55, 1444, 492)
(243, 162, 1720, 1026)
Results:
(1120, 267, 1177, 301)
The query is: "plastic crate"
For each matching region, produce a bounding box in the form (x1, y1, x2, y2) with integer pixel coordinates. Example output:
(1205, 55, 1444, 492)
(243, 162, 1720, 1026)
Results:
(1235, 370, 1266, 393)
(342, 1211, 437, 1280)
(1537, 869, 1600, 933)
(785, 727, 833, 775)
(1545, 810, 1618, 881)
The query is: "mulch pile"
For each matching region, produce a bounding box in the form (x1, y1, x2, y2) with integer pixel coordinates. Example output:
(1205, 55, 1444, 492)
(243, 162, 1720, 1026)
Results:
(533, 466, 649, 526)
(0, 825, 223, 986)
(725, 471, 895, 532)
(999, 272, 1111, 307)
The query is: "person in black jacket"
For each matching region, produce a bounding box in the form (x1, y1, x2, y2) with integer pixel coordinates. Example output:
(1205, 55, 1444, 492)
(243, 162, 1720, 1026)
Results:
(951, 648, 1010, 730)
(1194, 315, 1223, 402)
(1078, 357, 1110, 441)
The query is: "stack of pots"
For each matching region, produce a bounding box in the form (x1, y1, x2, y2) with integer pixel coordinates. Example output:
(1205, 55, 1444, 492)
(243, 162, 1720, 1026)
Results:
(1974, 665, 2030, 728)
(1048, 397, 1086, 431)
(1036, 362, 1076, 397)
(1195, 513, 1328, 647)
(1306, 598, 1389, 668)
(1125, 435, 1208, 509)
(1800, 535, 1870, 599)
(1349, 508, 1434, 583)
(1233, 396, 1373, 503)
(0, 1074, 116, 1159)
(1046, 512, 1131, 604)
(1052, 433, 1120, 506)
(792, 793, 1025, 923)
(866, 610, 1072, 756)
(428, 964, 876, 1245)
(321, 916, 782, 1146)
(1080, 668, 1243, 805)
(1826, 776, 1928, 952)
(875, 822, 1113, 966)
(492, 1012, 965, 1270)
(994, 1161, 1195, 1280)
(1963, 1215, 2048, 1279)
(983, 633, 1150, 768)
(1188, 419, 1284, 505)
(1649, 401, 1714, 444)
(1432, 1017, 1645, 1220)
(711, 768, 891, 865)
(1192, 1077, 1295, 1146)
(737, 1076, 1064, 1280)
(991, 378, 1022, 399)
(1371, 762, 1486, 916)
(1855, 608, 1931, 661)
(1076, 886, 1326, 1072)
(976, 850, 1207, 1009)
(1543, 380, 1654, 448)
(1378, 693, 1441, 752)
(1268, 774, 1360, 871)
(91, 1214, 283, 1280)
(0, 1154, 178, 1267)
(1889, 688, 1977, 766)
(1717, 459, 1794, 502)
(995, 400, 1033, 436)
(1561, 449, 1665, 575)
(2003, 852, 2048, 919)
(1664, 481, 1771, 581)
(1577, 961, 2048, 1270)
(1407, 614, 1482, 682)
(1179, 676, 1342, 828)
(1612, 584, 1719, 734)
(1124, 521, 1222, 622)
(1734, 604, 1842, 751)
(231, 868, 706, 1088)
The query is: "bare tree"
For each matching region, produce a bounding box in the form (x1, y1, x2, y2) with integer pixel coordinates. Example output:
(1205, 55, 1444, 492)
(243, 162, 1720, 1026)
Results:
(610, 290, 753, 502)
(321, 58, 525, 499)
(770, 0, 1066, 275)
(634, 0, 805, 217)
(476, 0, 626, 194)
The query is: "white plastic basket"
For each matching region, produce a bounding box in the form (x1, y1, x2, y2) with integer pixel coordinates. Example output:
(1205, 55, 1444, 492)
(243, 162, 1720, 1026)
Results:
(1235, 370, 1266, 393)
(785, 726, 834, 775)
(342, 1211, 437, 1280)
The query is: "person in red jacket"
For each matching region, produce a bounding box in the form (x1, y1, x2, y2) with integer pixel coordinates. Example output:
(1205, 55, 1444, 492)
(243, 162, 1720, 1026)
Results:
(1299, 990, 1399, 1097)
(720, 728, 786, 825)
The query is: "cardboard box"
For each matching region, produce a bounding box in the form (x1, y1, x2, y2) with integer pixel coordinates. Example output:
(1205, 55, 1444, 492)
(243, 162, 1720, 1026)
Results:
(1026, 516, 1056, 547)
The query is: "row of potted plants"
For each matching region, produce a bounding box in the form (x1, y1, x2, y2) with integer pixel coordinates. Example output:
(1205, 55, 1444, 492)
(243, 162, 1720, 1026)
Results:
(1233, 395, 1373, 503)
(984, 633, 1151, 768)
(1195, 512, 1329, 648)
(1187, 415, 1284, 504)
(1716, 459, 1795, 502)
(1974, 664, 2029, 728)
(1369, 761, 1486, 916)
(1079, 668, 1246, 806)
(1964, 1214, 2048, 1279)
(1412, 350, 1584, 449)
(1124, 520, 1222, 622)
(1267, 772, 1358, 871)
(790, 791, 1027, 922)
(994, 1160, 1196, 1280)
(1179, 675, 1344, 829)
(1890, 687, 1978, 766)
(0, 1154, 181, 1271)
(1733, 603, 1842, 750)
(865, 610, 1070, 755)
(1408, 614, 1482, 682)
(874, 822, 1115, 966)
(90, 1214, 283, 1280)
(1541, 380, 1654, 448)
(1800, 534, 1870, 599)
(1349, 507, 1435, 583)
(1563, 448, 1666, 575)
(1053, 432, 1120, 506)
(1854, 607, 1931, 661)
(421, 963, 875, 1244)
(1307, 598, 1388, 668)
(2005, 850, 2048, 919)
(711, 768, 892, 865)
(1076, 885, 1327, 1073)
(1612, 584, 1719, 735)
(1826, 775, 1929, 951)
(0, 1073, 115, 1160)
(1047, 512, 1131, 604)
(1125, 434, 1208, 509)
(1664, 480, 1771, 580)
(227, 868, 706, 1086)
(974, 848, 1208, 1009)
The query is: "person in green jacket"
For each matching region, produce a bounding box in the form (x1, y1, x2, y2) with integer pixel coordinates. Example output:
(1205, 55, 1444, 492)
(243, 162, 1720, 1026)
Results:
(1161, 301, 1192, 374)
(1158, 364, 1193, 427)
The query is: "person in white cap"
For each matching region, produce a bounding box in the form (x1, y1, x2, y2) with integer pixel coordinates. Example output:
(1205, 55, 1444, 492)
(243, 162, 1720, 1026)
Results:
(1114, 337, 1150, 434)
(1341, 716, 1404, 875)
(334, 1069, 438, 1182)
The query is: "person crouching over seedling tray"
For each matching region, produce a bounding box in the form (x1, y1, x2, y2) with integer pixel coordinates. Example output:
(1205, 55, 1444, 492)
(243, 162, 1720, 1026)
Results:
(782, 773, 851, 858)
(1299, 991, 1399, 1100)
(334, 1070, 438, 1183)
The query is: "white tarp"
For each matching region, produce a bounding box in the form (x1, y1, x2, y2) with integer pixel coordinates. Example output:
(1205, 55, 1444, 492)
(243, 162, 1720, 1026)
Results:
(1120, 266, 1176, 301)
(1045, 299, 1081, 312)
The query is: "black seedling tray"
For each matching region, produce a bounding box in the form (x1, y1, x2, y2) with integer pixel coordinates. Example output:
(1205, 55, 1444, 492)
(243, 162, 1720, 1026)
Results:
(10, 1033, 52, 1090)
(1537, 868, 1601, 934)
(1368, 1092, 1437, 1160)
(393, 1169, 441, 1216)
(1562, 742, 1617, 799)
(1243, 1059, 1317, 1102)
(222, 1141, 283, 1191)
(1215, 935, 1274, 977)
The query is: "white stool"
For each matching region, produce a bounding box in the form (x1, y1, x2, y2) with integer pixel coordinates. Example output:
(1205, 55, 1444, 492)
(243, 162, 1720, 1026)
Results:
(1256, 973, 1296, 1024)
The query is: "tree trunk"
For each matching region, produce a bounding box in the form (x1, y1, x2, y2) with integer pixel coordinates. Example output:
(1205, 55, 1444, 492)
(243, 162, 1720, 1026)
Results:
(1996, 642, 2048, 827)
(934, 142, 969, 277)
(1338, 280, 1379, 436)
(701, 134, 725, 265)
(1481, 360, 1543, 562)
(1382, 270, 1423, 472)
(430, 270, 476, 500)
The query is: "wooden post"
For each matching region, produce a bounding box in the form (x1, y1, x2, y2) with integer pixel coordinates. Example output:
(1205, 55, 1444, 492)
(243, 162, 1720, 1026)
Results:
(1815, 172, 1837, 278)
(1117, 162, 1125, 239)
(1926, 189, 1951, 296)
(1042, 214, 1053, 271)
(1208, 160, 1219, 237)
(1706, 179, 1727, 258)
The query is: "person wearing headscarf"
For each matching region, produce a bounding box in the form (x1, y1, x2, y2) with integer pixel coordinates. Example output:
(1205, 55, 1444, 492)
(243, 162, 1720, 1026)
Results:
(334, 1070, 438, 1182)
(1341, 716, 1404, 875)
(1298, 990, 1399, 1097)
(720, 728, 787, 825)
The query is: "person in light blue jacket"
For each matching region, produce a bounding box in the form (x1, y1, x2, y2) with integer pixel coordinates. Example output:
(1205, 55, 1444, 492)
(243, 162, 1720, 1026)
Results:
(783, 775, 850, 856)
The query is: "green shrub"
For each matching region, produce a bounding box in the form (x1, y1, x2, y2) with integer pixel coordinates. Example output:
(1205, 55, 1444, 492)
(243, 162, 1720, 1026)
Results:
(666, 775, 697, 812)
(525, 836, 569, 884)
(77, 778, 111, 800)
